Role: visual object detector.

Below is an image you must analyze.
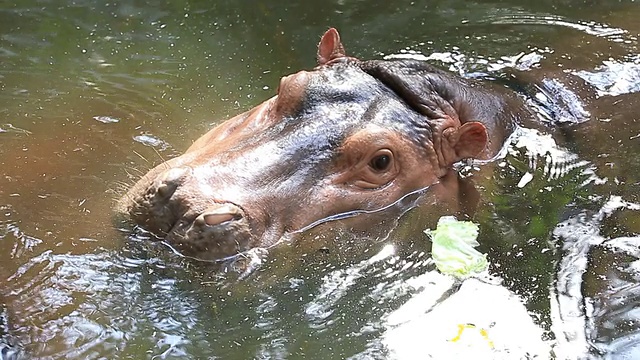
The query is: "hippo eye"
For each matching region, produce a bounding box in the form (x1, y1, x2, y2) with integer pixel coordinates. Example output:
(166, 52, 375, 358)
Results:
(369, 150, 393, 172)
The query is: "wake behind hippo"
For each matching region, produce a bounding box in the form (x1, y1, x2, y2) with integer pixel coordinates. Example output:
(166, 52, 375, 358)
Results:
(118, 28, 525, 262)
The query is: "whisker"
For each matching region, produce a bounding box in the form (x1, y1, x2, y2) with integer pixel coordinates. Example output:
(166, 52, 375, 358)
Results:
(113, 180, 132, 189)
(151, 147, 170, 171)
(125, 166, 147, 177)
(133, 150, 150, 164)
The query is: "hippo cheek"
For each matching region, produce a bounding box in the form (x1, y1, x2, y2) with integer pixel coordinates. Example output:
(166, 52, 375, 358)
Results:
(317, 127, 440, 219)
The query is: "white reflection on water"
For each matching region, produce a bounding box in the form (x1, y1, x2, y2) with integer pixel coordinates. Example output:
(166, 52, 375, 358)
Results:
(551, 197, 640, 359)
(575, 57, 640, 97)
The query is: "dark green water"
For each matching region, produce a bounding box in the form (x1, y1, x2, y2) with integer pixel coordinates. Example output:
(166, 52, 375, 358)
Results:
(1, 0, 639, 358)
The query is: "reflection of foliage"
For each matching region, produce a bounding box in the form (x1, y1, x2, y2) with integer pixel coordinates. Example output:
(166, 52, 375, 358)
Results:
(473, 145, 594, 319)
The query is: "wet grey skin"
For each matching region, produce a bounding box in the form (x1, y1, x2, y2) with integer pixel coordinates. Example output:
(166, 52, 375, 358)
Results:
(118, 30, 523, 262)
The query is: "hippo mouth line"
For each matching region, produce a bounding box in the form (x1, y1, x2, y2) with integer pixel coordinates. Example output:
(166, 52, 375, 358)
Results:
(291, 184, 433, 235)
(133, 184, 434, 264)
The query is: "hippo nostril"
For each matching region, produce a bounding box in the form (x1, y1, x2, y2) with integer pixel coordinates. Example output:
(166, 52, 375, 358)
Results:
(203, 213, 235, 226)
(195, 203, 244, 227)
(157, 184, 174, 198)
(156, 167, 189, 199)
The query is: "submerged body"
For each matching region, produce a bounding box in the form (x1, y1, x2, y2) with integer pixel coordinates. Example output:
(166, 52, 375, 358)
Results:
(118, 28, 527, 261)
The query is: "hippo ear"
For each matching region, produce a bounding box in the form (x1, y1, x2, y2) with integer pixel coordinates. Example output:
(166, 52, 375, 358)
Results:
(317, 28, 347, 65)
(445, 121, 488, 161)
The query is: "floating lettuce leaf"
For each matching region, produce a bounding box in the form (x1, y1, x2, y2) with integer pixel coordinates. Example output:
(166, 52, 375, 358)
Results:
(425, 216, 488, 279)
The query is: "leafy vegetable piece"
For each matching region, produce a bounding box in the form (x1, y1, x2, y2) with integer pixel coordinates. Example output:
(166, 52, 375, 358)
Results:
(425, 216, 488, 279)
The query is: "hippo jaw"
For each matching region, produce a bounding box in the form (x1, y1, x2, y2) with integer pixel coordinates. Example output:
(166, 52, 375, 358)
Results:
(118, 28, 504, 263)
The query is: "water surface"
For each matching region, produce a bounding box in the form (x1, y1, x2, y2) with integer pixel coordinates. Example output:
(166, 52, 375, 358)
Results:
(1, 0, 640, 358)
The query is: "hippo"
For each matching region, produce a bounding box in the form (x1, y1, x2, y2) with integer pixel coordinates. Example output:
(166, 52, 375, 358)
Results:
(118, 28, 527, 262)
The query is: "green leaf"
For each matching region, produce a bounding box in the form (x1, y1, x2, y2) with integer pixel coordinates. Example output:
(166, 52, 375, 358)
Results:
(426, 216, 488, 279)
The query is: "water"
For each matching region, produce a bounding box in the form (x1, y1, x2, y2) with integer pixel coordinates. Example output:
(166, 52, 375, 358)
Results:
(1, 0, 640, 358)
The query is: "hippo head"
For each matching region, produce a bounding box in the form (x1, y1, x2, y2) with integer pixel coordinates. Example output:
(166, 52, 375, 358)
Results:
(118, 28, 514, 262)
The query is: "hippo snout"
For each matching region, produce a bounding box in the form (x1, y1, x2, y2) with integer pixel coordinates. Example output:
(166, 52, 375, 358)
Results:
(126, 166, 193, 236)
(177, 203, 253, 261)
(122, 165, 256, 261)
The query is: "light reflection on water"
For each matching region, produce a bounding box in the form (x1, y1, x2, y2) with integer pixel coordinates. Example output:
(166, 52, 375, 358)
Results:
(1, 0, 640, 359)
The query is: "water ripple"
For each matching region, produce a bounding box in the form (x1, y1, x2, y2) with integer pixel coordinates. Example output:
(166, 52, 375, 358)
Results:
(5, 249, 209, 359)
(484, 13, 628, 40)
